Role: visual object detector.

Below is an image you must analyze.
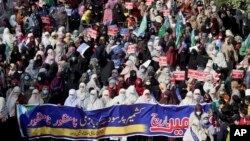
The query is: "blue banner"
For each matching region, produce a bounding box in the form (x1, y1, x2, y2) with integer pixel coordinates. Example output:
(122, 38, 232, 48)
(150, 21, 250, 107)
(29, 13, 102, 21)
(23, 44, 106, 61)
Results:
(17, 104, 212, 140)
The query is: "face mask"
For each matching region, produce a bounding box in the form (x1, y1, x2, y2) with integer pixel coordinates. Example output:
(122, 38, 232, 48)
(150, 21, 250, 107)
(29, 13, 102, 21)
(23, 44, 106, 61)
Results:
(90, 94, 96, 102)
(202, 119, 209, 124)
(43, 89, 49, 94)
(119, 94, 126, 102)
(38, 77, 41, 81)
(146, 81, 151, 85)
(165, 80, 170, 85)
(245, 100, 249, 105)
(196, 111, 201, 116)
(141, 68, 146, 73)
(217, 89, 223, 94)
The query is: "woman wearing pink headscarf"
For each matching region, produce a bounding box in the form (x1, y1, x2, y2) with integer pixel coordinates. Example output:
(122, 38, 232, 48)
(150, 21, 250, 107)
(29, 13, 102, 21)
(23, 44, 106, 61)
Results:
(103, 3, 113, 25)
(120, 60, 138, 80)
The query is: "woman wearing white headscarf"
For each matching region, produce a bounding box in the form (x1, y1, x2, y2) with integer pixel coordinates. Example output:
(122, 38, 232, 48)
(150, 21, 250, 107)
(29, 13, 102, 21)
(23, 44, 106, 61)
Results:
(2, 28, 14, 51)
(28, 89, 44, 105)
(81, 89, 104, 111)
(100, 90, 112, 107)
(9, 15, 18, 28)
(124, 86, 139, 105)
(76, 83, 89, 103)
(110, 89, 127, 105)
(136, 89, 158, 104)
(0, 97, 8, 122)
(41, 32, 51, 48)
(213, 51, 227, 69)
(86, 74, 101, 92)
(64, 89, 81, 107)
(183, 118, 207, 141)
(25, 59, 39, 80)
(120, 60, 138, 80)
(6, 86, 21, 117)
(156, 66, 172, 83)
(45, 49, 55, 64)
(180, 91, 196, 106)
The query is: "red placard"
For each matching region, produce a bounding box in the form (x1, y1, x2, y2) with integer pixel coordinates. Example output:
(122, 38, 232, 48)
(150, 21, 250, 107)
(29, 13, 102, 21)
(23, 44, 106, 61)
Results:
(159, 56, 167, 66)
(231, 70, 244, 79)
(89, 29, 97, 39)
(41, 17, 50, 24)
(197, 72, 211, 81)
(188, 69, 198, 78)
(163, 10, 171, 16)
(125, 2, 134, 9)
(173, 71, 185, 81)
(146, 0, 153, 5)
(108, 26, 119, 36)
(127, 44, 136, 54)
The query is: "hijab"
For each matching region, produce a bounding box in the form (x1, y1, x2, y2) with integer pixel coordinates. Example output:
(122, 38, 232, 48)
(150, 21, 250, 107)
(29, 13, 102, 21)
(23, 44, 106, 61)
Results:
(45, 49, 55, 64)
(134, 78, 145, 96)
(28, 89, 44, 105)
(101, 90, 112, 107)
(166, 46, 177, 67)
(6, 86, 21, 117)
(120, 60, 138, 80)
(136, 89, 157, 104)
(64, 89, 80, 107)
(76, 83, 88, 101)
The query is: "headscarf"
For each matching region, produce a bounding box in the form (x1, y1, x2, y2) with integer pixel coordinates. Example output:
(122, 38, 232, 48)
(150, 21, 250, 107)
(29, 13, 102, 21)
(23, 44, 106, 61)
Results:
(2, 28, 14, 49)
(66, 47, 76, 59)
(180, 91, 196, 105)
(76, 83, 88, 101)
(64, 89, 80, 107)
(28, 89, 44, 105)
(25, 59, 39, 80)
(134, 78, 145, 96)
(86, 74, 100, 91)
(50, 72, 65, 90)
(124, 86, 139, 105)
(9, 15, 18, 27)
(0, 97, 8, 122)
(120, 60, 138, 80)
(44, 49, 55, 64)
(111, 88, 127, 105)
(101, 90, 112, 107)
(136, 89, 157, 104)
(166, 46, 177, 67)
(6, 86, 21, 117)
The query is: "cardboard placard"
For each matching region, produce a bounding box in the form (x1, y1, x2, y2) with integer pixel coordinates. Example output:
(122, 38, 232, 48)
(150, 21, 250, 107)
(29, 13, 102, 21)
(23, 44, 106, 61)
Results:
(127, 44, 136, 54)
(173, 71, 185, 81)
(89, 29, 97, 39)
(197, 72, 211, 81)
(120, 28, 129, 36)
(146, 0, 153, 5)
(77, 43, 90, 55)
(188, 69, 198, 78)
(163, 10, 171, 16)
(41, 17, 50, 24)
(231, 70, 244, 79)
(108, 25, 119, 36)
(125, 2, 134, 9)
(159, 56, 167, 66)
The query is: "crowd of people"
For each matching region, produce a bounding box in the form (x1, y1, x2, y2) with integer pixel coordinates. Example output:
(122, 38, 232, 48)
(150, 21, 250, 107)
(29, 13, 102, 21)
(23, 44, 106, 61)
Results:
(0, 0, 250, 141)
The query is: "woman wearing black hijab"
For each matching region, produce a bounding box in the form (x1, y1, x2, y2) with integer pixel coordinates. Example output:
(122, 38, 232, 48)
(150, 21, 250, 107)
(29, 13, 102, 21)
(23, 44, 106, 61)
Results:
(126, 70, 137, 86)
(10, 46, 21, 64)
(188, 49, 198, 69)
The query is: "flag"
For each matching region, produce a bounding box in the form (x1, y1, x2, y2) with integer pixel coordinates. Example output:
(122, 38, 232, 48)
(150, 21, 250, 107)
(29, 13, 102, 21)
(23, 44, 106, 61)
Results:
(158, 20, 167, 38)
(191, 29, 196, 46)
(137, 13, 147, 36)
(240, 33, 250, 56)
(175, 11, 184, 47)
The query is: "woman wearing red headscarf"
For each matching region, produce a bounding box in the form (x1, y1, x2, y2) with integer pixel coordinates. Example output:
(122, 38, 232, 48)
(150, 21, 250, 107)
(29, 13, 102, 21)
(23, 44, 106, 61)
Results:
(166, 46, 177, 68)
(134, 78, 145, 96)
